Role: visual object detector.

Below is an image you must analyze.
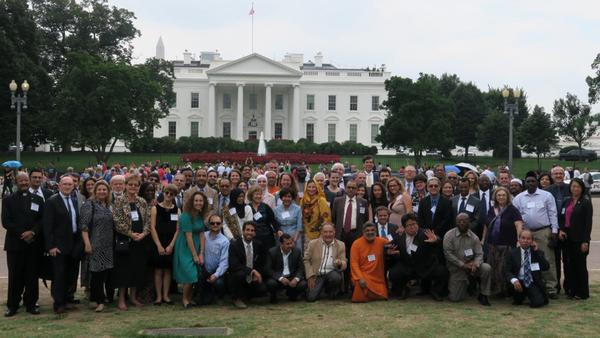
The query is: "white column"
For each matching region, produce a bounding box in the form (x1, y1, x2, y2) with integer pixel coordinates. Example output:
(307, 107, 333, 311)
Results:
(292, 83, 300, 141)
(264, 83, 272, 140)
(208, 82, 216, 137)
(236, 83, 245, 141)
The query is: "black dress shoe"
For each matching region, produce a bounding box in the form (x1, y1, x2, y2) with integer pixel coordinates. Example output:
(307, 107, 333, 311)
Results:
(512, 300, 523, 306)
(478, 294, 491, 306)
(66, 298, 81, 304)
(548, 293, 559, 300)
(269, 296, 278, 304)
(399, 287, 409, 300)
(26, 308, 41, 315)
(430, 292, 443, 302)
(4, 309, 17, 317)
(54, 307, 66, 315)
(162, 300, 174, 305)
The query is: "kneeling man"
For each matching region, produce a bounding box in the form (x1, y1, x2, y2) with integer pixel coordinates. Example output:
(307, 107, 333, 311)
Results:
(443, 213, 491, 306)
(350, 222, 388, 302)
(265, 234, 307, 303)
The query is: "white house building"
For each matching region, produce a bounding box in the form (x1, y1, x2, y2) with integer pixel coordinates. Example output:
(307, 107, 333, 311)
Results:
(154, 39, 391, 147)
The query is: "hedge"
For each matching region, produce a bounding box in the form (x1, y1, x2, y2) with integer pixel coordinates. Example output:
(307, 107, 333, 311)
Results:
(128, 136, 378, 155)
(182, 152, 340, 164)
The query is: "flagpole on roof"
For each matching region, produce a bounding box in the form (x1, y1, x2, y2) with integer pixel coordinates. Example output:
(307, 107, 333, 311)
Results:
(249, 2, 255, 53)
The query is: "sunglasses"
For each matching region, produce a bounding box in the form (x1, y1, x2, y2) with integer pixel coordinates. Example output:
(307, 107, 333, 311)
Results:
(209, 222, 222, 225)
(164, 191, 173, 196)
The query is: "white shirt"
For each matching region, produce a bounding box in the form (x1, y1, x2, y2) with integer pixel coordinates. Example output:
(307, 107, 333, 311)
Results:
(365, 171, 375, 187)
(511, 247, 530, 285)
(29, 187, 45, 201)
(318, 240, 336, 276)
(405, 234, 415, 255)
(244, 240, 253, 269)
(59, 192, 77, 233)
(280, 249, 291, 277)
(456, 196, 468, 214)
(404, 180, 414, 195)
(343, 196, 357, 230)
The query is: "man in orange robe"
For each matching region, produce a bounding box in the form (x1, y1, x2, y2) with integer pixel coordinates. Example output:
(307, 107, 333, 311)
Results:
(350, 222, 389, 302)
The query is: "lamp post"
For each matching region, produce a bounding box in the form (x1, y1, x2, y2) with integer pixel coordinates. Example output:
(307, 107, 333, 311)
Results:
(9, 80, 29, 162)
(502, 87, 520, 172)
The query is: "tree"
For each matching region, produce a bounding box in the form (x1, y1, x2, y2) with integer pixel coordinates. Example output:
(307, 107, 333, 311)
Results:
(553, 93, 599, 161)
(586, 52, 600, 103)
(51, 52, 174, 163)
(377, 74, 455, 166)
(518, 105, 558, 169)
(450, 82, 486, 158)
(0, 0, 53, 150)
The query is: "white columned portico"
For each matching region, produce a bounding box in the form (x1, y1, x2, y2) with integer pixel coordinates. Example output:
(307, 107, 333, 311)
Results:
(292, 83, 300, 141)
(208, 82, 216, 137)
(236, 83, 244, 140)
(264, 83, 272, 140)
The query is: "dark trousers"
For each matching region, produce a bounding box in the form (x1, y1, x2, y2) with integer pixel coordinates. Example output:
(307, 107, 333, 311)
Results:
(511, 281, 547, 308)
(6, 249, 39, 311)
(50, 253, 79, 310)
(266, 277, 307, 300)
(227, 270, 267, 300)
(307, 270, 343, 302)
(389, 263, 448, 296)
(67, 259, 81, 301)
(554, 241, 562, 293)
(563, 241, 589, 299)
(341, 230, 360, 292)
(90, 269, 113, 304)
(196, 267, 226, 305)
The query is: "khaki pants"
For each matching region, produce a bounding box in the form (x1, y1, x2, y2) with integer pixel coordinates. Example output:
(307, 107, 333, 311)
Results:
(531, 227, 557, 294)
(448, 263, 492, 302)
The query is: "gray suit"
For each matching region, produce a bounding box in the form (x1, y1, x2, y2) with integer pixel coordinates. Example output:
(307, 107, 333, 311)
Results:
(451, 194, 481, 235)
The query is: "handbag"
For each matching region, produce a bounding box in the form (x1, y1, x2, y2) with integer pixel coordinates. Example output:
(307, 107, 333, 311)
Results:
(115, 235, 131, 254)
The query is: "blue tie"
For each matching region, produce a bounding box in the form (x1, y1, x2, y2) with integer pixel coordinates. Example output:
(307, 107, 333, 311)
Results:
(459, 197, 466, 213)
(380, 226, 386, 237)
(523, 249, 532, 288)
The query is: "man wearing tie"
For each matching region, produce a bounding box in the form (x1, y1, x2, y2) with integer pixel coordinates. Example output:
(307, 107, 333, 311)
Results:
(2, 173, 44, 316)
(188, 168, 217, 211)
(332, 180, 369, 291)
(227, 221, 267, 309)
(403, 165, 417, 196)
(361, 155, 378, 189)
(477, 175, 493, 237)
(216, 178, 232, 216)
(505, 230, 549, 308)
(374, 206, 399, 240)
(451, 178, 481, 235)
(417, 177, 453, 239)
(29, 168, 53, 201)
(43, 176, 83, 314)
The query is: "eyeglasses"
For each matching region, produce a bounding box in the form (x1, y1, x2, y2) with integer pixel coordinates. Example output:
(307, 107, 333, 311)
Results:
(448, 177, 458, 180)
(209, 222, 222, 225)
(346, 186, 357, 190)
(164, 191, 172, 196)
(428, 184, 439, 188)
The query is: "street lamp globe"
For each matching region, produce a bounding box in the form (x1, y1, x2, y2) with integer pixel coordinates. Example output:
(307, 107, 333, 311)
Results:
(9, 80, 17, 92)
(513, 88, 521, 98)
(502, 88, 510, 98)
(21, 80, 30, 92)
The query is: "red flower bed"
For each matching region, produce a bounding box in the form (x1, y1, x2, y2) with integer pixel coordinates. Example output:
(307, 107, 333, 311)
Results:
(182, 152, 340, 164)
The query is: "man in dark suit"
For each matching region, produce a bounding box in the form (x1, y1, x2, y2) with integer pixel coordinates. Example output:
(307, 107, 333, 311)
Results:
(2, 172, 44, 316)
(43, 175, 83, 314)
(227, 221, 267, 309)
(331, 180, 369, 291)
(28, 168, 53, 201)
(505, 229, 550, 308)
(451, 178, 481, 235)
(265, 234, 307, 303)
(374, 206, 398, 240)
(476, 174, 493, 238)
(387, 213, 448, 301)
(417, 177, 453, 239)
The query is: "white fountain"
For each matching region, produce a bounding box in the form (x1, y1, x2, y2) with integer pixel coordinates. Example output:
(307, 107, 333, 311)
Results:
(257, 131, 267, 156)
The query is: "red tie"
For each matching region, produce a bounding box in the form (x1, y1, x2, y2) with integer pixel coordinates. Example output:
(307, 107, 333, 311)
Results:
(344, 198, 353, 233)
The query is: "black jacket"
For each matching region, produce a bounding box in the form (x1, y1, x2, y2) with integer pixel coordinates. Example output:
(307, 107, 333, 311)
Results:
(558, 197, 593, 243)
(264, 246, 305, 281)
(42, 193, 83, 256)
(504, 246, 549, 290)
(387, 228, 441, 278)
(417, 195, 453, 237)
(228, 238, 267, 277)
(1, 191, 44, 251)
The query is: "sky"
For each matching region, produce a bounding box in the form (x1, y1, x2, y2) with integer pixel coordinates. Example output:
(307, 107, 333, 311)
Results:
(110, 0, 600, 114)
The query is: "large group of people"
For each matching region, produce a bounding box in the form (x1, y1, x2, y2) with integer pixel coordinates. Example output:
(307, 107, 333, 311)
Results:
(1, 156, 593, 316)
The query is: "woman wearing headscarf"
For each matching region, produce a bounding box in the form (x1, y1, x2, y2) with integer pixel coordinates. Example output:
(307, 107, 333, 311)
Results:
(221, 188, 253, 240)
(256, 174, 276, 209)
(300, 179, 332, 250)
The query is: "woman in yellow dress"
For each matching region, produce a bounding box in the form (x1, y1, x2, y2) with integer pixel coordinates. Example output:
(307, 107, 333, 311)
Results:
(300, 179, 332, 251)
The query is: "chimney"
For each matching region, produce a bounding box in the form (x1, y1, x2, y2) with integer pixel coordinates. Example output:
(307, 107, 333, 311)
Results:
(314, 52, 323, 68)
(183, 49, 192, 65)
(155, 36, 165, 60)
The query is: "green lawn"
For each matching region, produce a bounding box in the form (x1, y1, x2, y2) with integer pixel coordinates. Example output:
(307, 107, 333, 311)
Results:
(1, 284, 599, 337)
(0, 152, 595, 179)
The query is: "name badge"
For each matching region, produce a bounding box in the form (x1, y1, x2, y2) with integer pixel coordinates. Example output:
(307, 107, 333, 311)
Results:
(413, 205, 419, 213)
(409, 243, 418, 252)
(327, 202, 331, 208)
(465, 204, 474, 212)
(229, 207, 237, 216)
(530, 262, 540, 271)
(367, 254, 376, 262)
(359, 207, 366, 214)
(561, 208, 565, 215)
(208, 197, 214, 205)
(298, 192, 304, 198)
(464, 248, 474, 257)
(30, 202, 40, 212)
(170, 213, 178, 221)
(282, 211, 291, 219)
(130, 210, 139, 221)
(536, 202, 544, 209)
(253, 211, 263, 221)
(386, 234, 393, 241)
(430, 206, 437, 214)
(526, 202, 535, 209)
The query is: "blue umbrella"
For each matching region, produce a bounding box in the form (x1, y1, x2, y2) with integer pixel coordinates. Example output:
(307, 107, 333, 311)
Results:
(445, 165, 460, 174)
(2, 160, 23, 168)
